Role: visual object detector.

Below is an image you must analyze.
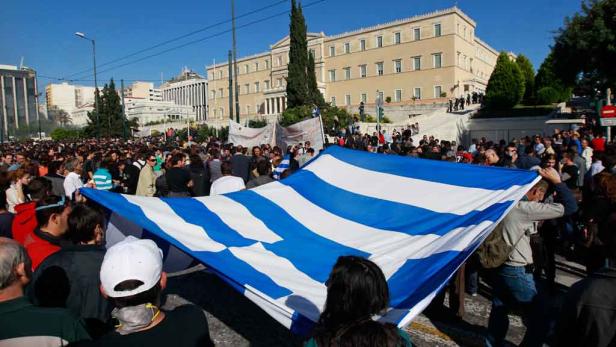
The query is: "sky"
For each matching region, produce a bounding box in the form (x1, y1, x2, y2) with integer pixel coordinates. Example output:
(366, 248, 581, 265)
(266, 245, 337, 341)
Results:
(1, 0, 582, 99)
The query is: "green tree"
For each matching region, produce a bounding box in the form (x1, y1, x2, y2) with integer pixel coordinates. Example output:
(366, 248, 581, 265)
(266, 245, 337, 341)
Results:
(485, 52, 525, 110)
(307, 51, 324, 107)
(85, 79, 137, 138)
(515, 54, 535, 104)
(286, 0, 309, 108)
(551, 0, 616, 91)
(535, 53, 571, 103)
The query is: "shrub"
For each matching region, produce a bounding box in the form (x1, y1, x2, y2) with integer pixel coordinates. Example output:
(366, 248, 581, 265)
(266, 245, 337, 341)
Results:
(485, 52, 525, 110)
(535, 87, 561, 105)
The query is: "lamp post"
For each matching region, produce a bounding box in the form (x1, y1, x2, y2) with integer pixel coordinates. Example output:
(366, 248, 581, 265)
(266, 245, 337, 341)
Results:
(75, 32, 100, 140)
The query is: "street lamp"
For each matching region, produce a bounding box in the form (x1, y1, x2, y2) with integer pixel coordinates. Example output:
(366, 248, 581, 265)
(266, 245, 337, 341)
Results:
(75, 31, 100, 140)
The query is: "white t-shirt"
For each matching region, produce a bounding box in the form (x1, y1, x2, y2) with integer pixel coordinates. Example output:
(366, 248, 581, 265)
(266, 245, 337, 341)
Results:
(63, 172, 84, 199)
(210, 175, 246, 195)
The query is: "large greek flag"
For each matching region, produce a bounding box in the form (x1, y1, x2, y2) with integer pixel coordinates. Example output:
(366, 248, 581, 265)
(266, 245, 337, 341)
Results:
(80, 146, 539, 334)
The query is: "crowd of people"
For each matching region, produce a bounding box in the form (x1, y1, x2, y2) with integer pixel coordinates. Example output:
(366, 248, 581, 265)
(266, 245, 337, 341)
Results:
(0, 117, 614, 346)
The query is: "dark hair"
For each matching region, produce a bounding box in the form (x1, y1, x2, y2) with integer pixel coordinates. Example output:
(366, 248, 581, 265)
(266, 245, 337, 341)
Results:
(189, 154, 204, 170)
(170, 153, 185, 166)
(256, 159, 270, 176)
(0, 189, 7, 210)
(221, 160, 233, 175)
(67, 204, 105, 244)
(313, 256, 393, 346)
(35, 195, 68, 227)
(26, 177, 52, 200)
(111, 280, 162, 308)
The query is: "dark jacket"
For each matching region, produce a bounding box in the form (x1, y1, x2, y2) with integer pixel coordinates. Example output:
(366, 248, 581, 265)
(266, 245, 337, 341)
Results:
(554, 266, 616, 347)
(30, 244, 111, 325)
(189, 165, 209, 197)
(44, 173, 66, 197)
(231, 154, 251, 183)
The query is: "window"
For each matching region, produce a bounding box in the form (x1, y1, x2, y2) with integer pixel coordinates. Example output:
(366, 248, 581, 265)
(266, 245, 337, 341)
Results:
(434, 85, 443, 98)
(345, 94, 351, 106)
(395, 89, 402, 102)
(394, 32, 401, 44)
(433, 53, 442, 68)
(344, 67, 351, 80)
(413, 88, 421, 99)
(277, 78, 282, 87)
(254, 82, 260, 93)
(361, 93, 367, 103)
(218, 88, 223, 98)
(244, 64, 249, 74)
(329, 46, 335, 57)
(394, 59, 402, 73)
(255, 62, 259, 71)
(264, 80, 270, 90)
(265, 60, 270, 69)
(244, 84, 250, 94)
(434, 23, 442, 37)
(331, 96, 336, 106)
(360, 39, 366, 51)
(376, 62, 384, 76)
(413, 27, 421, 41)
(359, 64, 367, 78)
(210, 90, 216, 99)
(309, 48, 316, 57)
(329, 69, 336, 82)
(219, 71, 223, 79)
(376, 36, 383, 48)
(277, 56, 282, 66)
(412, 56, 421, 70)
(344, 42, 351, 54)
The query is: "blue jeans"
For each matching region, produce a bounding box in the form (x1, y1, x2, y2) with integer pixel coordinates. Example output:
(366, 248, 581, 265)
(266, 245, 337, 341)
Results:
(486, 265, 542, 347)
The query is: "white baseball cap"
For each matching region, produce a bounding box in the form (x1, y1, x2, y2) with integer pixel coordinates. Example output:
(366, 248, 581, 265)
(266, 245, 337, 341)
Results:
(100, 236, 163, 298)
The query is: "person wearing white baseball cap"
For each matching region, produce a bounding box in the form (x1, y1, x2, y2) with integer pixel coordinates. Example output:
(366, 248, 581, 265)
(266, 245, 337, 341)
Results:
(77, 236, 213, 346)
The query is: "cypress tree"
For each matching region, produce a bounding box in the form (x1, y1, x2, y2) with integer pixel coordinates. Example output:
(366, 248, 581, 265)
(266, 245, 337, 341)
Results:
(307, 51, 324, 107)
(485, 52, 525, 110)
(286, 0, 309, 108)
(515, 54, 535, 104)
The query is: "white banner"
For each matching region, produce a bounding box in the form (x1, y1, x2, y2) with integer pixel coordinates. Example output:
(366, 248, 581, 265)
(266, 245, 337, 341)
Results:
(276, 117, 324, 150)
(228, 120, 276, 148)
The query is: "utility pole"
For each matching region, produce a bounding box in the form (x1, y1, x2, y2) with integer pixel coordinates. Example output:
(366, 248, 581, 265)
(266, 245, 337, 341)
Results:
(75, 32, 100, 140)
(231, 0, 240, 124)
(121, 79, 127, 140)
(228, 50, 234, 121)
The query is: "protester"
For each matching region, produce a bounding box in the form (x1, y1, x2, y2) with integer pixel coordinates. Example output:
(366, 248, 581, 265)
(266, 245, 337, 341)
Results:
(0, 237, 91, 345)
(12, 177, 52, 244)
(485, 167, 577, 347)
(246, 159, 274, 189)
(210, 161, 245, 195)
(165, 153, 193, 197)
(22, 195, 72, 270)
(93, 158, 114, 191)
(64, 158, 85, 200)
(136, 154, 157, 197)
(0, 189, 13, 238)
(6, 168, 31, 213)
(307, 256, 412, 346)
(75, 236, 214, 346)
(231, 145, 251, 183)
(31, 204, 111, 336)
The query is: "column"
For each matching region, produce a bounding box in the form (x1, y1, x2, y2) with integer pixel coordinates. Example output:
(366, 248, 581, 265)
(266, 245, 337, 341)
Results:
(22, 78, 29, 124)
(1, 77, 6, 136)
(11, 77, 18, 129)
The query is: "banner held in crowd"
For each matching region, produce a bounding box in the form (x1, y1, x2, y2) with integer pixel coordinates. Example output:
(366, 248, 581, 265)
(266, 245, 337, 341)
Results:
(81, 146, 539, 335)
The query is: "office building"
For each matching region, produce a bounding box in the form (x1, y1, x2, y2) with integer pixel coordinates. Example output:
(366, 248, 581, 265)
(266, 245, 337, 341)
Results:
(0, 64, 39, 137)
(160, 68, 208, 122)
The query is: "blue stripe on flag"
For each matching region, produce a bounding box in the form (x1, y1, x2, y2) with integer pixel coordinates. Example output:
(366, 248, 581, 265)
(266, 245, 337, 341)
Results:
(227, 190, 369, 283)
(280, 170, 514, 236)
(322, 146, 538, 190)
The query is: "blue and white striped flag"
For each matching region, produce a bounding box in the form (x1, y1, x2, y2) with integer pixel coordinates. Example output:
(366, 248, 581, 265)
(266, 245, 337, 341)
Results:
(80, 146, 539, 335)
(272, 154, 290, 180)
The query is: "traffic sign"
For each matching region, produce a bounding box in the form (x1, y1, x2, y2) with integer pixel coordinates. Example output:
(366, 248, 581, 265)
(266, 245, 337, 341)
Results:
(600, 117, 616, 126)
(601, 105, 616, 118)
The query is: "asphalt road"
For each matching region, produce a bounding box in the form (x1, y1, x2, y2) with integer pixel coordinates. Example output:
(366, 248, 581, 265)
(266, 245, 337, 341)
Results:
(161, 256, 585, 347)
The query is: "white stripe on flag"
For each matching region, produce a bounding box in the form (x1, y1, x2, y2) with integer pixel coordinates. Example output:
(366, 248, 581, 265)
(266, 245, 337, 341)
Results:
(195, 195, 283, 244)
(123, 195, 226, 252)
(305, 154, 526, 215)
(229, 242, 326, 318)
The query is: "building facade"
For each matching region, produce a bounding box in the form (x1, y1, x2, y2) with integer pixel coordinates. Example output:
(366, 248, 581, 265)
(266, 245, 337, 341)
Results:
(0, 64, 39, 137)
(124, 97, 196, 126)
(160, 68, 208, 122)
(124, 81, 162, 101)
(206, 7, 499, 123)
(45, 82, 96, 126)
